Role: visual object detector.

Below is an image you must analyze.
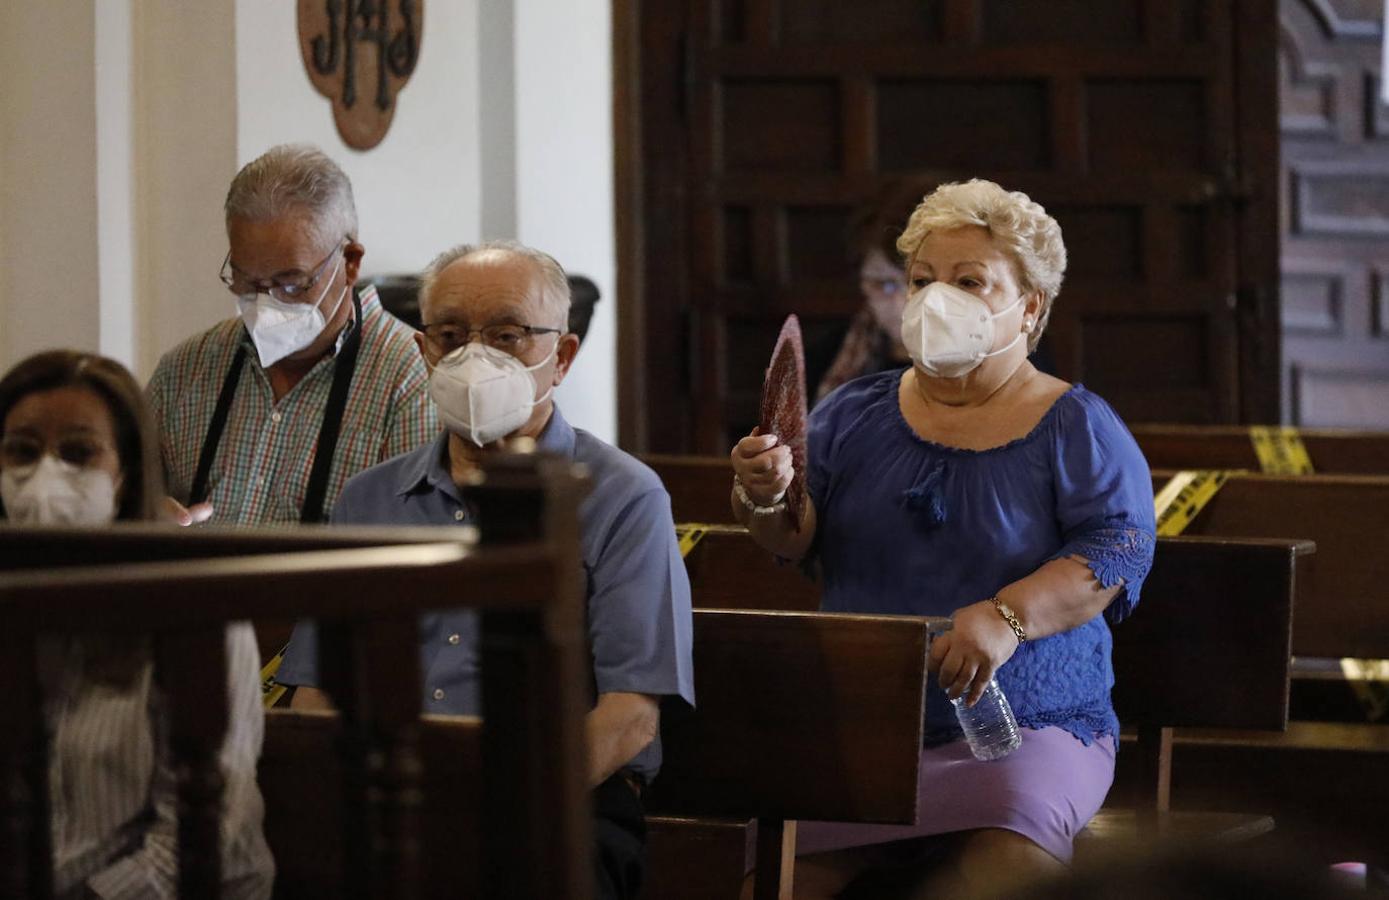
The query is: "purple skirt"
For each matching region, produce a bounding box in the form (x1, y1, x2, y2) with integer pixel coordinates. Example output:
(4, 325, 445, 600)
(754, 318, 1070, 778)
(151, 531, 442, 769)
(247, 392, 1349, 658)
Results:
(795, 727, 1115, 864)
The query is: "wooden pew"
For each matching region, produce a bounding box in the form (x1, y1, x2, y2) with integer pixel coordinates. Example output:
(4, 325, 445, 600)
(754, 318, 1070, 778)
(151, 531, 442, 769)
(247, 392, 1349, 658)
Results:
(259, 711, 484, 899)
(644, 453, 739, 524)
(261, 609, 948, 900)
(0, 453, 593, 900)
(1149, 470, 1389, 662)
(648, 455, 1389, 862)
(646, 454, 1389, 662)
(0, 522, 486, 668)
(1140, 469, 1389, 867)
(1132, 424, 1389, 475)
(680, 529, 1307, 838)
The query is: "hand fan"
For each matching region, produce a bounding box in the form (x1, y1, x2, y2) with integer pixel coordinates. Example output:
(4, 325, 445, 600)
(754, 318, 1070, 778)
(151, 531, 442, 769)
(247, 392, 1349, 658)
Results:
(759, 314, 808, 531)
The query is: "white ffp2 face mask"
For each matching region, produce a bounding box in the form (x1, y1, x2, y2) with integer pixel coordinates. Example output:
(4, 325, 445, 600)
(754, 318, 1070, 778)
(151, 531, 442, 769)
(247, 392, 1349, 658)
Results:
(236, 256, 348, 367)
(900, 282, 1026, 379)
(428, 342, 557, 447)
(1, 454, 120, 526)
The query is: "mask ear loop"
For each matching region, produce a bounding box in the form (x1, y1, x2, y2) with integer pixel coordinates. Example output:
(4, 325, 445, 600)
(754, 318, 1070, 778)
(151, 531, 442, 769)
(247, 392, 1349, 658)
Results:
(520, 334, 562, 406)
(974, 330, 1026, 362)
(311, 255, 350, 329)
(973, 289, 1033, 361)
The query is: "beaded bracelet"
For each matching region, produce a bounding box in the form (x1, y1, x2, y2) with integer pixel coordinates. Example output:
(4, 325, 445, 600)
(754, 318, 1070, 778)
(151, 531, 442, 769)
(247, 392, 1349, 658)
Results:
(732, 476, 787, 517)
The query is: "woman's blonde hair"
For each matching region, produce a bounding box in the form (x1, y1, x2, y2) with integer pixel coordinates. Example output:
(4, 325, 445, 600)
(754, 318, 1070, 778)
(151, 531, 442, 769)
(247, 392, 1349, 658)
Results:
(896, 179, 1067, 352)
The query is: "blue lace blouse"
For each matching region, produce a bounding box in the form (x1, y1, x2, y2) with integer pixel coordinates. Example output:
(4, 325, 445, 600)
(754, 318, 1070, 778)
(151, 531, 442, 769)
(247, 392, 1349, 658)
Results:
(807, 371, 1156, 745)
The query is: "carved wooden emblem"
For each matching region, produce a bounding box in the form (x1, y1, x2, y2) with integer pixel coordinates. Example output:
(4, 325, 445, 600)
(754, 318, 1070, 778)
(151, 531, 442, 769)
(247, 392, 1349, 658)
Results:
(297, 0, 423, 150)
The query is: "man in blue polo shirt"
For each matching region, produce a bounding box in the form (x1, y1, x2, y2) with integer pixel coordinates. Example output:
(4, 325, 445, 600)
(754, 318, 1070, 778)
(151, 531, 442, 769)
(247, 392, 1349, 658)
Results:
(275, 240, 695, 900)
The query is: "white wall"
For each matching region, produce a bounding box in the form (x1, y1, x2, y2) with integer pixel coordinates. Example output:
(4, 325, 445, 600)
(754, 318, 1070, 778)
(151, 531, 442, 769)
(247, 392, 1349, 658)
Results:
(0, 2, 618, 443)
(235, 0, 483, 278)
(135, 3, 239, 379)
(515, 0, 617, 443)
(0, 3, 101, 368)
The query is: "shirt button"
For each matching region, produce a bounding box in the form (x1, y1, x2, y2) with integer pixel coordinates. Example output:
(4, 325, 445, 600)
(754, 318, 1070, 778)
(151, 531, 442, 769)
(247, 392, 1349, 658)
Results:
(453, 509, 466, 521)
(448, 633, 460, 645)
(432, 688, 445, 701)
(270, 411, 282, 424)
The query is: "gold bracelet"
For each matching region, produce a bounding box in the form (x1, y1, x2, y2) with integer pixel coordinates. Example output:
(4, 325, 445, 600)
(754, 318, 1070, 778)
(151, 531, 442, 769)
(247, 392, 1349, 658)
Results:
(991, 596, 1027, 644)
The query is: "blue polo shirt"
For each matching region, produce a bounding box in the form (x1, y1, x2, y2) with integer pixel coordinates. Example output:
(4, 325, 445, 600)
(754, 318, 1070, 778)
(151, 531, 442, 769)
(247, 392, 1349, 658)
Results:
(276, 405, 696, 780)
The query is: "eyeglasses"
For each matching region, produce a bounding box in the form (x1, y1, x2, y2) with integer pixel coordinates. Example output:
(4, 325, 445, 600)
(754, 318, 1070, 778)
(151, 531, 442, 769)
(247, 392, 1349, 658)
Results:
(1, 434, 113, 469)
(421, 323, 562, 356)
(220, 241, 345, 301)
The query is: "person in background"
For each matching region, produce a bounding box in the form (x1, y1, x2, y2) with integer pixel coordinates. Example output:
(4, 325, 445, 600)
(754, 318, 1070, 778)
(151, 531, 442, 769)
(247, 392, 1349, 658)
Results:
(148, 143, 435, 527)
(807, 182, 921, 404)
(0, 349, 273, 899)
(275, 241, 694, 900)
(731, 180, 1155, 898)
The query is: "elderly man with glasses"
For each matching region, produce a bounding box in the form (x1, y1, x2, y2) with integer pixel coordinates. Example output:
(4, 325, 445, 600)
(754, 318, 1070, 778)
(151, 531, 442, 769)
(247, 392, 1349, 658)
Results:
(148, 143, 435, 526)
(276, 240, 694, 900)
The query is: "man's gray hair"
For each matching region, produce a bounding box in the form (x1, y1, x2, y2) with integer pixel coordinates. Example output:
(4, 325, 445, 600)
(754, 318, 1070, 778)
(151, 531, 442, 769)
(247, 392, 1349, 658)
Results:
(419, 240, 572, 330)
(224, 144, 359, 249)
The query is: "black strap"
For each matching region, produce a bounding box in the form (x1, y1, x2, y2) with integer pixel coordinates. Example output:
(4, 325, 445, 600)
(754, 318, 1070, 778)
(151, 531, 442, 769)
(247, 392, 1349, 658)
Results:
(190, 347, 247, 506)
(299, 295, 363, 523)
(190, 294, 364, 524)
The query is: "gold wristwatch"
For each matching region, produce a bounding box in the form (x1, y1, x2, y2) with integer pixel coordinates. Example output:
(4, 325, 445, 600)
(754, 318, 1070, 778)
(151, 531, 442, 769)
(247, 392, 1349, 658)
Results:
(991, 596, 1027, 644)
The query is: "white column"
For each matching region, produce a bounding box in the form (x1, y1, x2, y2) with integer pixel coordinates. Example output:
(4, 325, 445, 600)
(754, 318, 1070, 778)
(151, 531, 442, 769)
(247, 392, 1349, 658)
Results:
(96, 0, 137, 370)
(0, 3, 101, 370)
(515, 0, 617, 444)
(134, 3, 239, 379)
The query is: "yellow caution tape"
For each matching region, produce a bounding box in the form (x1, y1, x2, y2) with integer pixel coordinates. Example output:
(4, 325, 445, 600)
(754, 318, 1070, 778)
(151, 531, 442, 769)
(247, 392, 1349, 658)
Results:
(1154, 470, 1230, 537)
(261, 645, 288, 709)
(1340, 658, 1389, 723)
(675, 522, 749, 557)
(1249, 426, 1314, 475)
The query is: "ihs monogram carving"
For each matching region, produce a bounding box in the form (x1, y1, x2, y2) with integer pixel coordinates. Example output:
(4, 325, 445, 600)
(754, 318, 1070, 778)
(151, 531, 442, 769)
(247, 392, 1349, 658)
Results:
(298, 0, 423, 150)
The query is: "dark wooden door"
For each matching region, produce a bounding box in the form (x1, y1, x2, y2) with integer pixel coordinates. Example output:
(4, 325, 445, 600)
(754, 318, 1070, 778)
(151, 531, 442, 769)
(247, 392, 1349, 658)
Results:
(1279, 0, 1389, 427)
(619, 0, 1280, 453)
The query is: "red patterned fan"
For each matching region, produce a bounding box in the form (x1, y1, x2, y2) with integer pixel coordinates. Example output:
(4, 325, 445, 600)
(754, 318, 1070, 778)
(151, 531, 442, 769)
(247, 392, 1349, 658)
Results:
(759, 314, 808, 531)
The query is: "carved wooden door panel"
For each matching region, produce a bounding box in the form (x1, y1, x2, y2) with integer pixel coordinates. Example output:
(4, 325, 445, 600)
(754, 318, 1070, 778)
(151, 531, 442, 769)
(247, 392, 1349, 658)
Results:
(627, 0, 1279, 453)
(1280, 0, 1389, 427)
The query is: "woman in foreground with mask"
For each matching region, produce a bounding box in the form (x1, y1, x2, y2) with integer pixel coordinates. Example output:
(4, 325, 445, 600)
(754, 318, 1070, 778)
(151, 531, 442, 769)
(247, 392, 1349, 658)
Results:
(729, 181, 1156, 897)
(0, 350, 273, 898)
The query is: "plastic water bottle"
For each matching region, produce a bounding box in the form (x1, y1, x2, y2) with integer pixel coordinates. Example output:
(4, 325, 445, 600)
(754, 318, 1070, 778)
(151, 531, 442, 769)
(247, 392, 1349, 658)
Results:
(950, 678, 1022, 761)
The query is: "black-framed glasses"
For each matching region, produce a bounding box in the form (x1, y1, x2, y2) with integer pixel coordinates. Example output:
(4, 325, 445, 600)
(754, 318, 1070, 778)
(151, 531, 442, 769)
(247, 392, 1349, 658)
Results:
(422, 322, 562, 356)
(220, 240, 346, 301)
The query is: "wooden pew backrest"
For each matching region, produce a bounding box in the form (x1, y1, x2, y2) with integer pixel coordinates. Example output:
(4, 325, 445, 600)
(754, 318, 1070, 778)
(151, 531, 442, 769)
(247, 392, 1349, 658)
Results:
(684, 531, 819, 611)
(644, 454, 737, 524)
(1152, 470, 1389, 659)
(264, 609, 948, 900)
(0, 452, 595, 900)
(260, 711, 482, 899)
(0, 523, 479, 666)
(648, 610, 949, 825)
(1133, 425, 1389, 475)
(678, 526, 1310, 819)
(1112, 536, 1305, 733)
